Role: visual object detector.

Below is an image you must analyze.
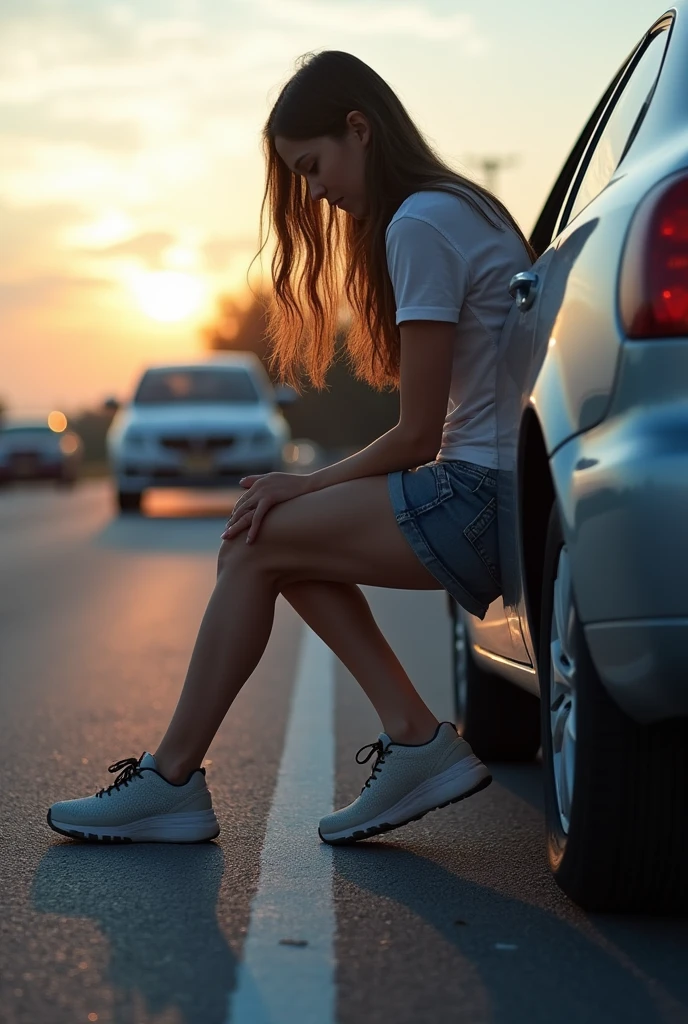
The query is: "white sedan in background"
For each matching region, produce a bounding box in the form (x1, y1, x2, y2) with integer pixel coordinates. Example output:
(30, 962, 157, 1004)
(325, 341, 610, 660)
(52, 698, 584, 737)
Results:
(106, 354, 294, 512)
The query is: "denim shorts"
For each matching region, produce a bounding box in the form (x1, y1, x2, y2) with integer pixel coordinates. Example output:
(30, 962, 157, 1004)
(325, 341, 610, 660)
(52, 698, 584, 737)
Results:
(388, 459, 502, 620)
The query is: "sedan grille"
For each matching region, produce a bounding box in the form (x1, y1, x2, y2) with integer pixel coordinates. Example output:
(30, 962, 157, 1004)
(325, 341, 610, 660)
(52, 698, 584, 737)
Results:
(159, 436, 235, 452)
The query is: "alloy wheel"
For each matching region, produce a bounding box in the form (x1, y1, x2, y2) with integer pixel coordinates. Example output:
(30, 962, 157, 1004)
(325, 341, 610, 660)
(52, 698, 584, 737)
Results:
(453, 611, 468, 718)
(549, 545, 577, 834)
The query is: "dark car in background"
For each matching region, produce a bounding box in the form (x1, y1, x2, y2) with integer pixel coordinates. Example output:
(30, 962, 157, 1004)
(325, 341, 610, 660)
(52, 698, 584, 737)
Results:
(0, 418, 83, 487)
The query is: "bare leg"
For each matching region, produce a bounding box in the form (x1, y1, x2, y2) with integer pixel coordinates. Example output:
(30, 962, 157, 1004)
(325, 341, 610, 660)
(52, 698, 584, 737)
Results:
(153, 547, 280, 783)
(154, 475, 445, 783)
(281, 580, 438, 741)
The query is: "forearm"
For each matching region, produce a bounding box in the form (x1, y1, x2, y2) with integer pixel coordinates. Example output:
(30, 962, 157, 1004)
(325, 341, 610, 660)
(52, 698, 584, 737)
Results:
(304, 425, 436, 492)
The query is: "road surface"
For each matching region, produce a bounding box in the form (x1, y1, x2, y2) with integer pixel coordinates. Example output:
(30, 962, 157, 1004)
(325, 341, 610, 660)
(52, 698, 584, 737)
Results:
(1, 480, 687, 1024)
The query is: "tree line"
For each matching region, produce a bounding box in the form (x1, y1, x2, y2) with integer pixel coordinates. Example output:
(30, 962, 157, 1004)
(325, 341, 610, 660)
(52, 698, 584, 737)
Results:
(204, 289, 399, 450)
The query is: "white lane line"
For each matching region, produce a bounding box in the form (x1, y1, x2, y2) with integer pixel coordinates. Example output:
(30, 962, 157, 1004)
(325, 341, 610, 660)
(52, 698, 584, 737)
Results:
(226, 626, 336, 1024)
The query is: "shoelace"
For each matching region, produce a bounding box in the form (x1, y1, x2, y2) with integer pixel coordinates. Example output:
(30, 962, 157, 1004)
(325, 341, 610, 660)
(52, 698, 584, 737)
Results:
(356, 740, 391, 791)
(95, 757, 144, 799)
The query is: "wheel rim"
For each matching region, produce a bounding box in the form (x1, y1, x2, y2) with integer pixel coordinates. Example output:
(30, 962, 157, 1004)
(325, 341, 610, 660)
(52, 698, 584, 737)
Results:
(549, 545, 577, 835)
(454, 611, 468, 720)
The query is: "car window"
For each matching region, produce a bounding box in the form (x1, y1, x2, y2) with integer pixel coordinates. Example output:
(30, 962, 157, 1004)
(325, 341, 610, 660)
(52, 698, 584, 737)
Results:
(134, 368, 260, 404)
(0, 426, 53, 436)
(562, 28, 669, 229)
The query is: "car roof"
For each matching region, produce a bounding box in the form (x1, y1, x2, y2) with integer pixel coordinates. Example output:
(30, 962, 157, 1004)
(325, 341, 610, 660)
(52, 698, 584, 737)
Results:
(140, 355, 262, 372)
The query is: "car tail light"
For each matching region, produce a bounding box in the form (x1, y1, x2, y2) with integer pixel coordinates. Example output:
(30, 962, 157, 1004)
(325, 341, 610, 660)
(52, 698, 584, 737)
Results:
(619, 173, 688, 338)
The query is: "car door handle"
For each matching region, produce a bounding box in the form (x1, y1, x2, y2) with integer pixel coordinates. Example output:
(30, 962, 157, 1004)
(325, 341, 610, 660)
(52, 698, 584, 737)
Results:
(509, 270, 539, 311)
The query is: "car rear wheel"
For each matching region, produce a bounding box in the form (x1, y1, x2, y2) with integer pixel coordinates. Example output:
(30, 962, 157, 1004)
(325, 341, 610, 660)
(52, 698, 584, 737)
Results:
(450, 600, 540, 761)
(117, 489, 142, 513)
(540, 501, 688, 912)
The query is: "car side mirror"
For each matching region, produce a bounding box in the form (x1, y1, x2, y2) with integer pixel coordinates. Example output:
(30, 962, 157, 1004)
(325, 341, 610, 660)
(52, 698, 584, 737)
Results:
(273, 384, 298, 408)
(103, 397, 120, 412)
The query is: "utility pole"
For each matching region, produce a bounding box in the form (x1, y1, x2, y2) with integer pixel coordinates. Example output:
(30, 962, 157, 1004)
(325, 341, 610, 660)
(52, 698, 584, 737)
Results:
(463, 154, 519, 196)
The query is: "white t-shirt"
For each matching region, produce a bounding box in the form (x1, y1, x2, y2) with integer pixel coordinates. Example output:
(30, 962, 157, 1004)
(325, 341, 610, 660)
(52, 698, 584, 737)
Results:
(385, 187, 530, 469)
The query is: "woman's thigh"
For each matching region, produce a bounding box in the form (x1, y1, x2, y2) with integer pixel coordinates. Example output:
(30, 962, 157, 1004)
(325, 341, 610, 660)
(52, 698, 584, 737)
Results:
(229, 475, 444, 592)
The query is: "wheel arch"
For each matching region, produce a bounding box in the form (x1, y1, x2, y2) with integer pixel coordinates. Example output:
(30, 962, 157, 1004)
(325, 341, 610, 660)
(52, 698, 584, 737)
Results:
(518, 409, 555, 661)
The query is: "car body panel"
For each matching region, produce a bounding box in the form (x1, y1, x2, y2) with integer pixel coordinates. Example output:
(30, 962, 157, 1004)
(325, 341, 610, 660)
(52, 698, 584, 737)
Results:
(548, 339, 688, 721)
(552, 340, 688, 624)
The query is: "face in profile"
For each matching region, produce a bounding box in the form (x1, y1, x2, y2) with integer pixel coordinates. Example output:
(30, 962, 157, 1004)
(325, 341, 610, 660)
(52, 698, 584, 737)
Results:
(275, 111, 370, 219)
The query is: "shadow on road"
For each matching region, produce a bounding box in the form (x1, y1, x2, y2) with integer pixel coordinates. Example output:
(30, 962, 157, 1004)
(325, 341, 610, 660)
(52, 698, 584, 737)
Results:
(487, 761, 544, 815)
(31, 842, 234, 1024)
(332, 843, 688, 1023)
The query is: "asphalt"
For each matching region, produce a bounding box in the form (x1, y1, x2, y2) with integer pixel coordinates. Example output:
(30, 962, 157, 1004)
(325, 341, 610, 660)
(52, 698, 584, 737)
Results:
(1, 480, 687, 1024)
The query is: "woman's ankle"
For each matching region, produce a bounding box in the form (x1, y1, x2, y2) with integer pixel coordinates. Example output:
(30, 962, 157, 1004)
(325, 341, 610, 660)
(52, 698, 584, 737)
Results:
(152, 750, 198, 785)
(384, 715, 440, 746)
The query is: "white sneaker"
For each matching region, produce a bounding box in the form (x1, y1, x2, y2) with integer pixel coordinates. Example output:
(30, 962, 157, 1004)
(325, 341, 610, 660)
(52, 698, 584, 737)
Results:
(319, 721, 491, 844)
(47, 752, 220, 843)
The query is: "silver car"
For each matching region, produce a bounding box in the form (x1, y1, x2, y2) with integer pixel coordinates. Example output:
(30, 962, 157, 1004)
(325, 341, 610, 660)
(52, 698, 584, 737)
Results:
(106, 354, 294, 512)
(450, 3, 688, 912)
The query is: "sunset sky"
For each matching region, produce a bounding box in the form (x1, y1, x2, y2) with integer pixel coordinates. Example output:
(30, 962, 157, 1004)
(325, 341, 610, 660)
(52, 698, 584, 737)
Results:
(1, 0, 668, 415)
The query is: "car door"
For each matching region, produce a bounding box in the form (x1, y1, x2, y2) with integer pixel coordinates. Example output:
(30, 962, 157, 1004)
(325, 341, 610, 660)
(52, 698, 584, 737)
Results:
(480, 14, 673, 666)
(471, 73, 611, 664)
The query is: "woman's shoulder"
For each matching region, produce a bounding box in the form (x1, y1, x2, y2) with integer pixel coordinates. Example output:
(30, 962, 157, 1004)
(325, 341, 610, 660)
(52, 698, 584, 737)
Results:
(387, 186, 497, 238)
(387, 185, 527, 266)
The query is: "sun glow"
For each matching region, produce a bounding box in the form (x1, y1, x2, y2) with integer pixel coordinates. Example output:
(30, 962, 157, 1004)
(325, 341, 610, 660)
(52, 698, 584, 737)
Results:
(132, 271, 206, 322)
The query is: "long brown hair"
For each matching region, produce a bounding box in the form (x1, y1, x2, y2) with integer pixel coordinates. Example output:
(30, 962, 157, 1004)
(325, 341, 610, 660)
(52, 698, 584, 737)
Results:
(255, 50, 534, 393)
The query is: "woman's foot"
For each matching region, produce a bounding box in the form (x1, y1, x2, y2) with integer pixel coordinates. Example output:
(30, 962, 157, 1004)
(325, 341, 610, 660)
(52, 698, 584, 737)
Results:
(318, 722, 491, 844)
(47, 752, 220, 843)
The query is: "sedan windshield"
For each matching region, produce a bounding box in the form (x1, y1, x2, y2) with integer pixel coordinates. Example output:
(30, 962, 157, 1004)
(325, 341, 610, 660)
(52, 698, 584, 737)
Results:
(133, 368, 260, 405)
(0, 426, 54, 437)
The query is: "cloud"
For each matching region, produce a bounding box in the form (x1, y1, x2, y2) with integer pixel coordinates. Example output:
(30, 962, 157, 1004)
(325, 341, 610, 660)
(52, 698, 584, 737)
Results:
(0, 196, 91, 274)
(202, 237, 259, 272)
(0, 200, 88, 263)
(86, 231, 175, 268)
(255, 0, 484, 43)
(0, 103, 141, 152)
(0, 273, 113, 312)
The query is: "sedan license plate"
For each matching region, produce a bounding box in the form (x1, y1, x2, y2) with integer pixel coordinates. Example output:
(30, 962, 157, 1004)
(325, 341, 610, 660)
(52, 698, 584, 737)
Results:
(185, 452, 214, 474)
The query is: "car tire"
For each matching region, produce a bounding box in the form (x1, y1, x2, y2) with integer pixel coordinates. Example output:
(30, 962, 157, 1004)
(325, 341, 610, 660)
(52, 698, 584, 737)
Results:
(450, 600, 541, 762)
(539, 500, 688, 913)
(117, 490, 142, 513)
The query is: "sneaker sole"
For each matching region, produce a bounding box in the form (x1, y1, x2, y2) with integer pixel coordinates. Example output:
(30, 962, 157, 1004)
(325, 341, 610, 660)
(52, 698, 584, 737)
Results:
(318, 755, 492, 845)
(47, 808, 220, 844)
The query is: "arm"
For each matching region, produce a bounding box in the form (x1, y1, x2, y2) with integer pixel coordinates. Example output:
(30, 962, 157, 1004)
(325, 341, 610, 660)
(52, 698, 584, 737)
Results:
(304, 319, 456, 492)
(225, 208, 469, 540)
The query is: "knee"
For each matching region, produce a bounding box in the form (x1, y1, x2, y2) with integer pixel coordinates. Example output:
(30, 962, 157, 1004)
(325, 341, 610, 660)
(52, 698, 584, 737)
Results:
(216, 535, 276, 579)
(217, 538, 233, 575)
(217, 537, 250, 577)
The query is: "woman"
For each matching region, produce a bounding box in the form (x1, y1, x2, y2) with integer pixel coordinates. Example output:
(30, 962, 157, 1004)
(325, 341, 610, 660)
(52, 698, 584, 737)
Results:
(47, 50, 533, 845)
